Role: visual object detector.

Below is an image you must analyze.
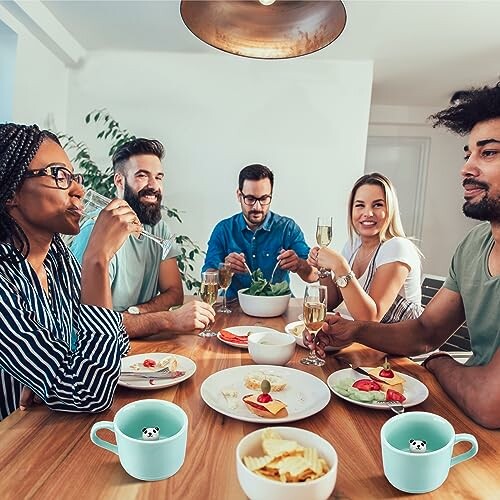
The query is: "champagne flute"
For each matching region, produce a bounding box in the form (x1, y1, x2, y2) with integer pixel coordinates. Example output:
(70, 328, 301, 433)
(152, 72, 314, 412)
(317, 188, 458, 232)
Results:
(218, 263, 233, 314)
(316, 216, 333, 279)
(300, 284, 327, 366)
(82, 189, 175, 259)
(199, 270, 219, 337)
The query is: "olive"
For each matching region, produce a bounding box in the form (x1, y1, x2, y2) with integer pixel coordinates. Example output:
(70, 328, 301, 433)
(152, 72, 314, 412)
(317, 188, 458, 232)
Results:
(261, 379, 271, 394)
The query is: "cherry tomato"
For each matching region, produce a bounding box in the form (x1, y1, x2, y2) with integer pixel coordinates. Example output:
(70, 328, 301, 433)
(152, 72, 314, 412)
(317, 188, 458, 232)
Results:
(143, 359, 156, 368)
(257, 393, 273, 403)
(379, 368, 395, 378)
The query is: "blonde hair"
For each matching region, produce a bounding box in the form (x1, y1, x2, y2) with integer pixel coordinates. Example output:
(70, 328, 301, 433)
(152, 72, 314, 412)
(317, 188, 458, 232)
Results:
(347, 173, 407, 243)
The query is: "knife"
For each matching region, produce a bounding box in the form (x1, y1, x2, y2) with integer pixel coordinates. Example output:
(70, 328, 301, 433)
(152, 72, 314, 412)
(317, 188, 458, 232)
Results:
(120, 370, 186, 380)
(351, 365, 386, 384)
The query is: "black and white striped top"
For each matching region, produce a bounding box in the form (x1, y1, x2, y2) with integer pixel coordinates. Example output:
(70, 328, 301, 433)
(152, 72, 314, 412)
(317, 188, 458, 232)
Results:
(0, 237, 130, 421)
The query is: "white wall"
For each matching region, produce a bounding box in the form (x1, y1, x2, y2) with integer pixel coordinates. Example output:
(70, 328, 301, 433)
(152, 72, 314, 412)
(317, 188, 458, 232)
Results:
(66, 51, 373, 293)
(0, 21, 17, 123)
(369, 105, 477, 276)
(0, 5, 69, 130)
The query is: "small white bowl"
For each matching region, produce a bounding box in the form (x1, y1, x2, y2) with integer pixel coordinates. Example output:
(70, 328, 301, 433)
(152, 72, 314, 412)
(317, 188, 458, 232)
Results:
(248, 331, 296, 366)
(236, 426, 338, 500)
(238, 289, 291, 318)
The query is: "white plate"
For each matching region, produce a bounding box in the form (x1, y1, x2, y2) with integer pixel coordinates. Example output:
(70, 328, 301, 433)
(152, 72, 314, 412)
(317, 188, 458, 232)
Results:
(200, 365, 331, 423)
(118, 353, 196, 390)
(217, 326, 278, 349)
(327, 367, 429, 410)
(285, 321, 338, 352)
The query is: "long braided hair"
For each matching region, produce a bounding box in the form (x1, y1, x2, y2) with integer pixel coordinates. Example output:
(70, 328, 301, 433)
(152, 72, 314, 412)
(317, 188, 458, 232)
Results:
(0, 123, 61, 262)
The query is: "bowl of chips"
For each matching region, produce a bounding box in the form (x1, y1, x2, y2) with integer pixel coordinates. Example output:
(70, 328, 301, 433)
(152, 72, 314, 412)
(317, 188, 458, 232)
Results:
(236, 427, 338, 500)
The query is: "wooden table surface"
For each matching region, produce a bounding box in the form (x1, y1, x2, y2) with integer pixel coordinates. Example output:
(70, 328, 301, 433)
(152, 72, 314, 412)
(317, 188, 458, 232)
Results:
(0, 298, 498, 500)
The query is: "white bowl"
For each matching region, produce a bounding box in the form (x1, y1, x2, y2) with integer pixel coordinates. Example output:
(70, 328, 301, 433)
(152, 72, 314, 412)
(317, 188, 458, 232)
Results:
(238, 289, 291, 318)
(236, 426, 338, 500)
(248, 331, 296, 366)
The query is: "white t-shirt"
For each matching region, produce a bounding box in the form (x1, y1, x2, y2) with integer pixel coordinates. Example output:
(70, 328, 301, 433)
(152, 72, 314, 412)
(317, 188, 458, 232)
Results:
(335, 237, 422, 321)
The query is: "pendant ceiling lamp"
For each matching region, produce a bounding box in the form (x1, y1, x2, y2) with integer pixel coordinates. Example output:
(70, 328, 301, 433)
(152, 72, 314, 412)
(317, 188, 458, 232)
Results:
(180, 0, 347, 60)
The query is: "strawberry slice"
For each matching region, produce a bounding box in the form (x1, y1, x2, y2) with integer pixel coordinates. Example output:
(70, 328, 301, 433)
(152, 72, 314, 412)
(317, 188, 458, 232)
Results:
(352, 379, 382, 392)
(386, 389, 406, 403)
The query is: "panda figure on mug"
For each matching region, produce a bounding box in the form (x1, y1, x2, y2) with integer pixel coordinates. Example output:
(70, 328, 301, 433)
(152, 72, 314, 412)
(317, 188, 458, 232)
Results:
(142, 427, 160, 441)
(409, 439, 427, 453)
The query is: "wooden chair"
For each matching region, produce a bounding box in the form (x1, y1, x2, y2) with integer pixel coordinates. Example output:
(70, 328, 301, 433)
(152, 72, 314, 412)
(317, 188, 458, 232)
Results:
(412, 274, 472, 365)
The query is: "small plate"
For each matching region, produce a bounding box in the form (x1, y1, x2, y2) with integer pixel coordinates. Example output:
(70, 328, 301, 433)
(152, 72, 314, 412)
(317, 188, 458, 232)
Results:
(200, 365, 331, 423)
(327, 367, 429, 410)
(118, 353, 196, 390)
(217, 326, 277, 349)
(285, 321, 338, 352)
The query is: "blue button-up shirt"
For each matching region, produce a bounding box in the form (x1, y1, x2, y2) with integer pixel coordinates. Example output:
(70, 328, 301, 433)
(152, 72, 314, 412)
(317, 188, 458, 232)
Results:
(202, 212, 310, 299)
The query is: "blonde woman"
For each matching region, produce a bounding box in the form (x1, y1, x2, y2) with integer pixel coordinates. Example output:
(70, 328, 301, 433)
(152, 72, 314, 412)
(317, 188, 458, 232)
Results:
(308, 173, 423, 322)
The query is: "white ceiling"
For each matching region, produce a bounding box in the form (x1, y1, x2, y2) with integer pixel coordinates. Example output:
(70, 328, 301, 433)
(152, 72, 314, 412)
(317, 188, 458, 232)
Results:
(41, 0, 500, 106)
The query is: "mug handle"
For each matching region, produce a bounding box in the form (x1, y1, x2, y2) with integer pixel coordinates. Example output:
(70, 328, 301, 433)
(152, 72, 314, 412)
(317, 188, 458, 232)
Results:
(90, 421, 118, 455)
(450, 433, 478, 468)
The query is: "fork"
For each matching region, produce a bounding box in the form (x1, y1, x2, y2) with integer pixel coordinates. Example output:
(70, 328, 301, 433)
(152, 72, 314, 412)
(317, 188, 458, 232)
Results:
(120, 366, 172, 376)
(379, 400, 405, 415)
(269, 260, 280, 284)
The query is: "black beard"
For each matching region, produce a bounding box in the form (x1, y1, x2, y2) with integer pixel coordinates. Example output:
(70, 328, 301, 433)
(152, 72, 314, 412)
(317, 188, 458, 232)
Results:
(463, 195, 500, 222)
(123, 183, 162, 226)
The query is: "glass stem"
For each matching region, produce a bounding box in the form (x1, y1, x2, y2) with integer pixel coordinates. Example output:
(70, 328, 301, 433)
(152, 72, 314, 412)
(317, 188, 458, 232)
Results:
(222, 288, 227, 310)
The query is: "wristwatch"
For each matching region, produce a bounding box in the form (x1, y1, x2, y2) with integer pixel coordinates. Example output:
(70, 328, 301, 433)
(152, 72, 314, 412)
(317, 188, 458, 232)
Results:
(335, 270, 355, 288)
(127, 306, 140, 315)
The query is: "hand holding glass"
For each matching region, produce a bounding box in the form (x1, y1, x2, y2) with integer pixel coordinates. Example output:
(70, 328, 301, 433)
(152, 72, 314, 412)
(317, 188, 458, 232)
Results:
(301, 284, 327, 366)
(218, 263, 233, 314)
(199, 270, 219, 337)
(82, 189, 175, 259)
(316, 216, 333, 279)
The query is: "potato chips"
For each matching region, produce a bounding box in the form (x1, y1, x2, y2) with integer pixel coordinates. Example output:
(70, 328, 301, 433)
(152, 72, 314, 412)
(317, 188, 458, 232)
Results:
(242, 430, 329, 483)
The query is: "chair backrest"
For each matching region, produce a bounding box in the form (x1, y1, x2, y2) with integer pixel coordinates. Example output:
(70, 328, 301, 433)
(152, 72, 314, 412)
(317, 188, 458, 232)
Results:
(421, 274, 471, 352)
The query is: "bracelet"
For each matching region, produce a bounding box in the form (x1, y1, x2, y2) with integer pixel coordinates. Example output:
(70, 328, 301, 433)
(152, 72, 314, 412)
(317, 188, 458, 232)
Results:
(421, 352, 452, 370)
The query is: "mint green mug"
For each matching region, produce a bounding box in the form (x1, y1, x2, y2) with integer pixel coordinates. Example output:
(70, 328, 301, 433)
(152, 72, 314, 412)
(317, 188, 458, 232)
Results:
(90, 399, 188, 481)
(381, 411, 478, 494)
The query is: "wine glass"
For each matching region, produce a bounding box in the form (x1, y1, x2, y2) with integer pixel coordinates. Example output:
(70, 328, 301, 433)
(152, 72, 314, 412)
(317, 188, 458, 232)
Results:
(82, 189, 175, 259)
(198, 270, 219, 337)
(218, 263, 233, 314)
(316, 216, 333, 279)
(300, 284, 327, 366)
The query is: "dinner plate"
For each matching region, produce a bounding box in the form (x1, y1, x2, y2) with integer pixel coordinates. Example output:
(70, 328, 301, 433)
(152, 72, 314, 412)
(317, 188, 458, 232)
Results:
(217, 325, 278, 349)
(118, 353, 196, 390)
(327, 367, 429, 410)
(284, 321, 338, 352)
(200, 365, 331, 423)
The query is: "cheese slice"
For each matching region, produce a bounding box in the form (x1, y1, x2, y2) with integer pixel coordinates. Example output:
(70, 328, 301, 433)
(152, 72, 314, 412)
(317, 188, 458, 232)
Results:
(368, 367, 404, 386)
(244, 394, 287, 415)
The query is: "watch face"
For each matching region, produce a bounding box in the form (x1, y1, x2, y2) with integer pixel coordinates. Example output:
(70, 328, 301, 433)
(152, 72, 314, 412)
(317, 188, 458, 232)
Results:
(337, 277, 347, 288)
(127, 306, 140, 315)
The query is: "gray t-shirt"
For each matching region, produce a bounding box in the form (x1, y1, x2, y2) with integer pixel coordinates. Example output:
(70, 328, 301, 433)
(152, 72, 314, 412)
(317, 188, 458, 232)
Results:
(444, 222, 500, 366)
(71, 219, 180, 312)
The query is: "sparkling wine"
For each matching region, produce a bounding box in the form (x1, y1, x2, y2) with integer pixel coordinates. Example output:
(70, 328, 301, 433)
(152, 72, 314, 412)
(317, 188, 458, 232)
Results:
(200, 282, 219, 305)
(303, 302, 326, 332)
(316, 225, 333, 247)
(218, 267, 233, 289)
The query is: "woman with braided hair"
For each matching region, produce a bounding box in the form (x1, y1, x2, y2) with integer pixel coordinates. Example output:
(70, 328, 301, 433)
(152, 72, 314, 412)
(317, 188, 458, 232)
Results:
(0, 123, 142, 420)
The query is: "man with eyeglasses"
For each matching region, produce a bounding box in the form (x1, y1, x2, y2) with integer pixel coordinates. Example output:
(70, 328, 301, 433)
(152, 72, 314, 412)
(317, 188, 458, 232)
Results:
(203, 164, 313, 299)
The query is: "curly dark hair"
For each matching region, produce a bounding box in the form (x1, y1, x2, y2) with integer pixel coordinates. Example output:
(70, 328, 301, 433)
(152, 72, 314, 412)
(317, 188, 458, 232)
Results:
(429, 82, 500, 135)
(112, 138, 165, 174)
(0, 123, 60, 261)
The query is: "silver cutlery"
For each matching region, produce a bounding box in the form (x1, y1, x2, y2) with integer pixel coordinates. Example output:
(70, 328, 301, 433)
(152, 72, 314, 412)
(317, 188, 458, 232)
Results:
(243, 261, 252, 275)
(269, 260, 280, 284)
(375, 400, 405, 414)
(120, 370, 185, 380)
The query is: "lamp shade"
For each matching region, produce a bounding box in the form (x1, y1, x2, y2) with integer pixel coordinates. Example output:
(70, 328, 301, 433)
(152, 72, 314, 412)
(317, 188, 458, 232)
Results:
(180, 0, 347, 59)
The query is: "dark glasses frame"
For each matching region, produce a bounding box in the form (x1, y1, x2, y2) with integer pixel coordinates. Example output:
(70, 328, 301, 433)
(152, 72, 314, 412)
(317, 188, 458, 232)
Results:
(24, 163, 84, 190)
(239, 193, 273, 206)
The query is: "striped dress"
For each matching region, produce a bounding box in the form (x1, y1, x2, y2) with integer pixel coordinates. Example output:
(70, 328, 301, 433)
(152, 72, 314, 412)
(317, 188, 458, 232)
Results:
(0, 237, 130, 420)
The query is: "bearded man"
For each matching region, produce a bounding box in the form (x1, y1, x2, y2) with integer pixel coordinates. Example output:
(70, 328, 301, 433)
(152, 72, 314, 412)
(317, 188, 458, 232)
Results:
(72, 138, 214, 337)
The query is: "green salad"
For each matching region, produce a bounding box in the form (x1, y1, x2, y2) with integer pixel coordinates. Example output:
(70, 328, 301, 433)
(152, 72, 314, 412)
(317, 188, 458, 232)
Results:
(243, 269, 291, 297)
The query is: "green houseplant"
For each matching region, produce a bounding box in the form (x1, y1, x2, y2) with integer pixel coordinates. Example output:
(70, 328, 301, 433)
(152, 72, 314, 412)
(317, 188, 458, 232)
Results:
(58, 110, 202, 291)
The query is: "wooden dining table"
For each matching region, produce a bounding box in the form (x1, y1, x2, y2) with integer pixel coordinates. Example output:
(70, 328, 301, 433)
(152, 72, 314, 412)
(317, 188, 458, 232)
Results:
(0, 298, 498, 499)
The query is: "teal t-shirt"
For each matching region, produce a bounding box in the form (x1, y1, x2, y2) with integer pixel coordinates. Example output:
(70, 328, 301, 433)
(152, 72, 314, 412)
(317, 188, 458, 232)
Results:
(444, 222, 500, 366)
(70, 219, 180, 312)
